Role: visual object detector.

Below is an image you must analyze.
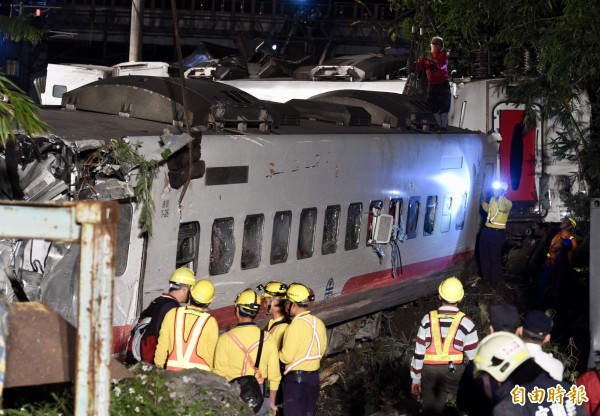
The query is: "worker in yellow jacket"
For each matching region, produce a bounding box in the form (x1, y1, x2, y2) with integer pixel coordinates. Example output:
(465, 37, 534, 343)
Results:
(213, 289, 281, 415)
(259, 281, 290, 350)
(279, 283, 327, 416)
(154, 279, 219, 371)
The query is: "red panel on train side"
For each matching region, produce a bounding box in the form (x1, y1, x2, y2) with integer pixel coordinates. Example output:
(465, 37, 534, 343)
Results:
(499, 110, 537, 201)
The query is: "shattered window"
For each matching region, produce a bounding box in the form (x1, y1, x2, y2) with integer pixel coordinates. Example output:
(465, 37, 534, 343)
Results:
(115, 204, 133, 277)
(423, 196, 438, 236)
(270, 211, 292, 264)
(322, 205, 340, 255)
(344, 202, 362, 250)
(241, 214, 264, 270)
(389, 198, 404, 229)
(366, 200, 383, 246)
(456, 192, 468, 230)
(209, 218, 235, 275)
(176, 221, 200, 272)
(298, 208, 317, 259)
(407, 196, 421, 239)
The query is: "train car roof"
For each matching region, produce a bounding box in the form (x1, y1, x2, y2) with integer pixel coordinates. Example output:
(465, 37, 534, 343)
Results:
(40, 75, 479, 140)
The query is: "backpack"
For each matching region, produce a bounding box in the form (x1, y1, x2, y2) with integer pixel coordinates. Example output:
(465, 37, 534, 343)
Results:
(125, 295, 179, 364)
(229, 330, 265, 413)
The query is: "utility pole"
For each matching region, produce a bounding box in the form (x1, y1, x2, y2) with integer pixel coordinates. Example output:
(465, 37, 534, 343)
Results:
(129, 0, 143, 61)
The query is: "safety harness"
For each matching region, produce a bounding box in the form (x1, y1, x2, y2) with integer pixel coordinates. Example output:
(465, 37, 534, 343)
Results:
(227, 330, 267, 383)
(423, 310, 465, 365)
(283, 315, 322, 375)
(166, 307, 211, 371)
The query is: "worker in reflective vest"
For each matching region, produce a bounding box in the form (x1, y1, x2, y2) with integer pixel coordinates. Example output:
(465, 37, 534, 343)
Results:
(259, 281, 290, 350)
(279, 283, 327, 416)
(213, 289, 281, 415)
(410, 277, 479, 415)
(154, 279, 219, 371)
(480, 180, 512, 287)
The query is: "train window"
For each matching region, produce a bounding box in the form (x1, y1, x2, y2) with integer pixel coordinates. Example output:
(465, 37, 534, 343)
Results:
(366, 200, 383, 246)
(423, 196, 438, 236)
(440, 194, 453, 233)
(115, 203, 133, 277)
(270, 211, 292, 264)
(344, 203, 362, 250)
(322, 205, 341, 255)
(209, 218, 235, 275)
(389, 198, 404, 239)
(298, 208, 317, 259)
(241, 214, 264, 270)
(456, 192, 468, 230)
(176, 221, 200, 272)
(406, 196, 421, 239)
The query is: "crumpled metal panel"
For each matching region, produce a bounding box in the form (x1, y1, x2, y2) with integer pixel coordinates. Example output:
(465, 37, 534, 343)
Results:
(308, 89, 435, 129)
(61, 76, 270, 129)
(4, 302, 132, 388)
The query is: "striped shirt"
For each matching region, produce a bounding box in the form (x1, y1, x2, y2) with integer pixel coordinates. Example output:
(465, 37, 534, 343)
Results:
(410, 306, 479, 384)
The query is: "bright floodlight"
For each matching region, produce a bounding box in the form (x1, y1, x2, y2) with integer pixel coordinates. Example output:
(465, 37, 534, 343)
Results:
(492, 181, 501, 190)
(272, 44, 277, 51)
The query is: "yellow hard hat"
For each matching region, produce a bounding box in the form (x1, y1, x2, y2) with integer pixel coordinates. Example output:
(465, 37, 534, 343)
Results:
(566, 216, 577, 228)
(190, 279, 215, 304)
(169, 267, 196, 286)
(438, 277, 464, 303)
(286, 283, 314, 305)
(261, 281, 288, 299)
(235, 288, 261, 314)
(474, 332, 530, 382)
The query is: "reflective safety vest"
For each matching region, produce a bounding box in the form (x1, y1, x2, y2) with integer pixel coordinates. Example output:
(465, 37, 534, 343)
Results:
(283, 315, 323, 375)
(227, 331, 267, 383)
(486, 197, 510, 228)
(423, 311, 465, 365)
(166, 308, 211, 371)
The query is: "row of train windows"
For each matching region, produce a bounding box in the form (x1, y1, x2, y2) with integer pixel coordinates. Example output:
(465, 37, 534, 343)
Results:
(176, 193, 468, 276)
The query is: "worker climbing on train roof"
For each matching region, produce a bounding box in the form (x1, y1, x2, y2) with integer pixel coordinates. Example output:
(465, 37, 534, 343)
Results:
(480, 180, 512, 287)
(410, 276, 479, 415)
(125, 267, 196, 364)
(537, 215, 578, 310)
(213, 288, 280, 415)
(258, 281, 290, 350)
(417, 36, 451, 133)
(279, 282, 327, 416)
(154, 279, 219, 371)
(474, 332, 588, 415)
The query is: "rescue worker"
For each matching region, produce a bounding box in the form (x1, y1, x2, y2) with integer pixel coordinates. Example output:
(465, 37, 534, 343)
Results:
(410, 277, 479, 415)
(474, 332, 587, 415)
(279, 283, 327, 416)
(479, 181, 512, 287)
(417, 36, 451, 132)
(538, 216, 577, 309)
(154, 279, 219, 371)
(213, 289, 280, 415)
(457, 303, 522, 416)
(125, 267, 195, 364)
(259, 281, 290, 349)
(517, 310, 564, 381)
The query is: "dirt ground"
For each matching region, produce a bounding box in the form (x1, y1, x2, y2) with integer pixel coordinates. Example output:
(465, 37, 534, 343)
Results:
(316, 270, 590, 416)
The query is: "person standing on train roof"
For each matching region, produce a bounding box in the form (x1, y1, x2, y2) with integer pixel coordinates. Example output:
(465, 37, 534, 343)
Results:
(537, 215, 577, 309)
(279, 283, 327, 416)
(417, 36, 451, 133)
(410, 276, 479, 415)
(479, 180, 512, 287)
(125, 267, 196, 364)
(213, 288, 281, 415)
(154, 279, 219, 371)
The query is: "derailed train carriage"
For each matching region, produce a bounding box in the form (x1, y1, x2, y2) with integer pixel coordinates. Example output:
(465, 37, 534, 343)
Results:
(0, 76, 496, 356)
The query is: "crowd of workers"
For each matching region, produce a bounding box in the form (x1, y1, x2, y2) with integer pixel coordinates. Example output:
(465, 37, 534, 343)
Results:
(126, 270, 327, 416)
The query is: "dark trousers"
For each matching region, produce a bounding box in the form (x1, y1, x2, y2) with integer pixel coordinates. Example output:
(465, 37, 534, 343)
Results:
(427, 81, 451, 114)
(421, 363, 465, 415)
(283, 371, 320, 416)
(479, 226, 505, 285)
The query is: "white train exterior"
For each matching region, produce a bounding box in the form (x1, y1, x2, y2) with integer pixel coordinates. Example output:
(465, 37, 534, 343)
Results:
(4, 76, 496, 356)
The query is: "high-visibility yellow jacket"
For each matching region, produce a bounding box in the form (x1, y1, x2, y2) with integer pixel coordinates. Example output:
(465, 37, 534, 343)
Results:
(481, 195, 512, 229)
(266, 316, 289, 350)
(280, 311, 327, 374)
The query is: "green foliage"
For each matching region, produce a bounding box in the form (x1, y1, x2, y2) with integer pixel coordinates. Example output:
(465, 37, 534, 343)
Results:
(3, 391, 73, 415)
(0, 15, 45, 44)
(85, 139, 159, 236)
(0, 74, 49, 147)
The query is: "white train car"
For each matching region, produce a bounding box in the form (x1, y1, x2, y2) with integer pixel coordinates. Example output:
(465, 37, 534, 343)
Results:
(3, 76, 496, 355)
